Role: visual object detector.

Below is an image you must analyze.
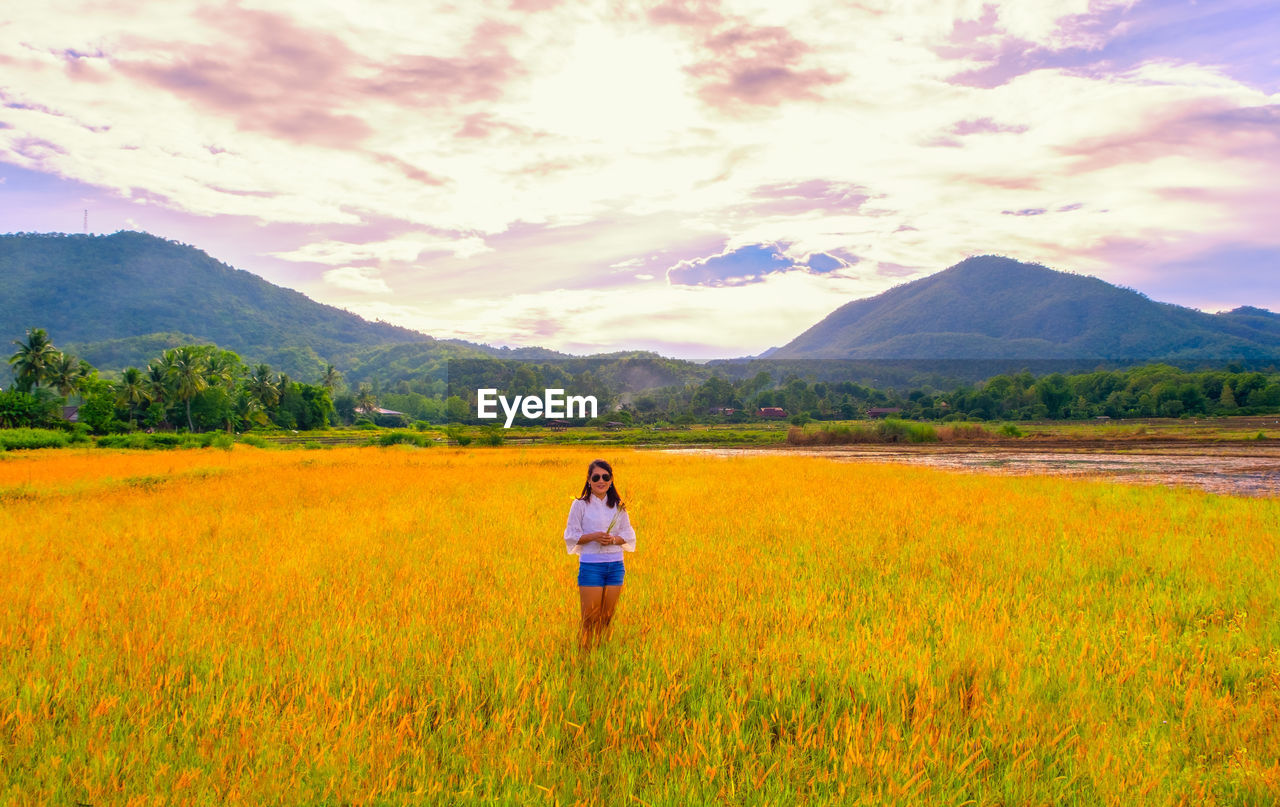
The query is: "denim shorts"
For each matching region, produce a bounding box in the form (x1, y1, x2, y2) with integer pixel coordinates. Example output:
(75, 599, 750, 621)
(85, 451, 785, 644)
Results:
(578, 560, 625, 587)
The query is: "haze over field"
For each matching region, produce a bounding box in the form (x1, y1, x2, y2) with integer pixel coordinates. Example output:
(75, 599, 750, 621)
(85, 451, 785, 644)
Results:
(2, 0, 1278, 358)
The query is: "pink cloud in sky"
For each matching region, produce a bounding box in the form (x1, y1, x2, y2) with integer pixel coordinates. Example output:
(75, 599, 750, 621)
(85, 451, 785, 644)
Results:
(647, 0, 724, 28)
(119, 8, 373, 148)
(686, 23, 844, 110)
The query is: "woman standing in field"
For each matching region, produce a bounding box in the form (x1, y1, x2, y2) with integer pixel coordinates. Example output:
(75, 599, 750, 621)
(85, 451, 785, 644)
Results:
(564, 459, 636, 648)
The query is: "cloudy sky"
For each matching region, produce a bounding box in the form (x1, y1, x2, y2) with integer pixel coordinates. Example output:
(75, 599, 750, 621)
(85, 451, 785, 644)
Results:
(2, 0, 1277, 358)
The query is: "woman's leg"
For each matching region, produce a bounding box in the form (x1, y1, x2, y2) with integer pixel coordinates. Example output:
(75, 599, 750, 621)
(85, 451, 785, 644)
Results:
(598, 585, 624, 639)
(578, 586, 605, 648)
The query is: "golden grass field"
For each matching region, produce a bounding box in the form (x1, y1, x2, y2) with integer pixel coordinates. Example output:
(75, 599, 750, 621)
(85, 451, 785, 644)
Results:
(1, 445, 1278, 806)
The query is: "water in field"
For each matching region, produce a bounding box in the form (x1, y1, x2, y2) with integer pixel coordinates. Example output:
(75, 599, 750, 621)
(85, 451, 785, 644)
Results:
(676, 444, 1280, 497)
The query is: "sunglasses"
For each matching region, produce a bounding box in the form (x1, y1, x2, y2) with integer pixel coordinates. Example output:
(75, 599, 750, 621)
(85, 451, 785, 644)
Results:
(590, 473, 611, 483)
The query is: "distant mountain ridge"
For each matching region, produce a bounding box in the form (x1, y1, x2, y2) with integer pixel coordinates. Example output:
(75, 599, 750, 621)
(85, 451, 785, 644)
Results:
(772, 255, 1280, 362)
(3, 234, 1276, 387)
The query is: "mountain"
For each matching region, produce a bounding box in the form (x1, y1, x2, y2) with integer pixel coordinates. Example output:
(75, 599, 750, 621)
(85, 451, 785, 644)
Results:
(0, 231, 440, 374)
(5, 234, 1274, 391)
(771, 255, 1280, 363)
(0, 231, 575, 380)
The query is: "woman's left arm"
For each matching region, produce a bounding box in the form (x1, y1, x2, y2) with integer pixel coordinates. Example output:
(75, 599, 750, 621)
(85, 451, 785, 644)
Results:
(614, 507, 637, 552)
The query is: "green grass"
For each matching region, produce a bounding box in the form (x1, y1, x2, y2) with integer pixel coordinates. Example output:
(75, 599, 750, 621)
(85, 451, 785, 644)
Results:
(0, 428, 80, 451)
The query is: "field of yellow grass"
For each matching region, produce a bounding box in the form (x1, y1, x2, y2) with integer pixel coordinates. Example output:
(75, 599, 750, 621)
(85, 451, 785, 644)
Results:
(1, 445, 1278, 805)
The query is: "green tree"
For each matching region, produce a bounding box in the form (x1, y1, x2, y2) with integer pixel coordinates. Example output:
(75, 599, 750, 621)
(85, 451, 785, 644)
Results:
(321, 363, 343, 393)
(356, 384, 379, 420)
(162, 347, 209, 431)
(1219, 382, 1237, 411)
(444, 395, 468, 423)
(247, 364, 280, 410)
(144, 362, 172, 428)
(203, 350, 240, 393)
(117, 367, 150, 427)
(275, 382, 334, 430)
(46, 352, 83, 399)
(200, 349, 244, 432)
(0, 389, 61, 428)
(235, 389, 269, 429)
(8, 328, 60, 393)
(78, 377, 121, 434)
(1035, 374, 1072, 419)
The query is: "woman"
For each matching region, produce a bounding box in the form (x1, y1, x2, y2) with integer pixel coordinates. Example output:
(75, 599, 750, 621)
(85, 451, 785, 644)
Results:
(563, 459, 636, 648)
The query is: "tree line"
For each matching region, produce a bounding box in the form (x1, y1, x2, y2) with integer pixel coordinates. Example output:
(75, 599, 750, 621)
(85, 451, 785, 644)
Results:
(2, 328, 338, 433)
(359, 363, 1280, 426)
(640, 365, 1280, 423)
(5, 327, 1280, 432)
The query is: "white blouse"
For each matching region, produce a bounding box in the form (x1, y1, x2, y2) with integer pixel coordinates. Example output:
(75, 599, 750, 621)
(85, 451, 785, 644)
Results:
(563, 495, 637, 562)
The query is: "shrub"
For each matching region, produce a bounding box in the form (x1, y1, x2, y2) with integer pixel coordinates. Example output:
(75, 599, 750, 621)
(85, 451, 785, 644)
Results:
(378, 431, 420, 447)
(238, 435, 269, 448)
(937, 423, 991, 440)
(148, 433, 185, 448)
(303, 441, 325, 450)
(901, 420, 939, 443)
(96, 434, 143, 449)
(0, 428, 70, 450)
(786, 420, 939, 445)
(444, 426, 472, 446)
(96, 432, 209, 450)
(477, 426, 505, 447)
(208, 434, 235, 451)
(999, 423, 1024, 438)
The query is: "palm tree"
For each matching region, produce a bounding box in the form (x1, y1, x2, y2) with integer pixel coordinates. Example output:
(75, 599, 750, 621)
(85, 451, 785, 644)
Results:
(202, 351, 242, 432)
(163, 347, 208, 431)
(145, 362, 171, 428)
(355, 383, 379, 420)
(8, 328, 60, 392)
(234, 390, 267, 429)
(204, 351, 238, 393)
(46, 352, 83, 399)
(117, 367, 150, 427)
(247, 364, 280, 409)
(320, 363, 342, 393)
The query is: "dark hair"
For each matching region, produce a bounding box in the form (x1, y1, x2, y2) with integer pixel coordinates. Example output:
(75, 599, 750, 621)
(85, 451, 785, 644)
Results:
(578, 458, 624, 509)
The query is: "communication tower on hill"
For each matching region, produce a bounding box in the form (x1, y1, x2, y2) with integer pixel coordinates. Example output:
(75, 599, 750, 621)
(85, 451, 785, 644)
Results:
(83, 209, 88, 234)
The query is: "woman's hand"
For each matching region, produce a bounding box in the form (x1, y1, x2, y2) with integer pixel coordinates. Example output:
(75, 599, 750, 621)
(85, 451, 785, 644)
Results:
(578, 531, 622, 546)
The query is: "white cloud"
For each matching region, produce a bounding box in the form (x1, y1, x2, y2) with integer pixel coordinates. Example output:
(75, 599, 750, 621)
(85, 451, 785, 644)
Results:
(315, 269, 909, 358)
(271, 236, 491, 265)
(322, 266, 392, 294)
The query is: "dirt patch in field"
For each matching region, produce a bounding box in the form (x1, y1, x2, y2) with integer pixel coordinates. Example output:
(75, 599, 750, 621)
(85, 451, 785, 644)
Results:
(673, 441, 1280, 498)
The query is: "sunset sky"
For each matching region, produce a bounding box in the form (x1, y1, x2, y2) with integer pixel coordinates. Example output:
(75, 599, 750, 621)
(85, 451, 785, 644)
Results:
(2, 0, 1277, 358)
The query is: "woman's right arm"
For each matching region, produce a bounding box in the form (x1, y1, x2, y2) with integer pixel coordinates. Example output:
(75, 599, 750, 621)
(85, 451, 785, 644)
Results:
(564, 500, 601, 554)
